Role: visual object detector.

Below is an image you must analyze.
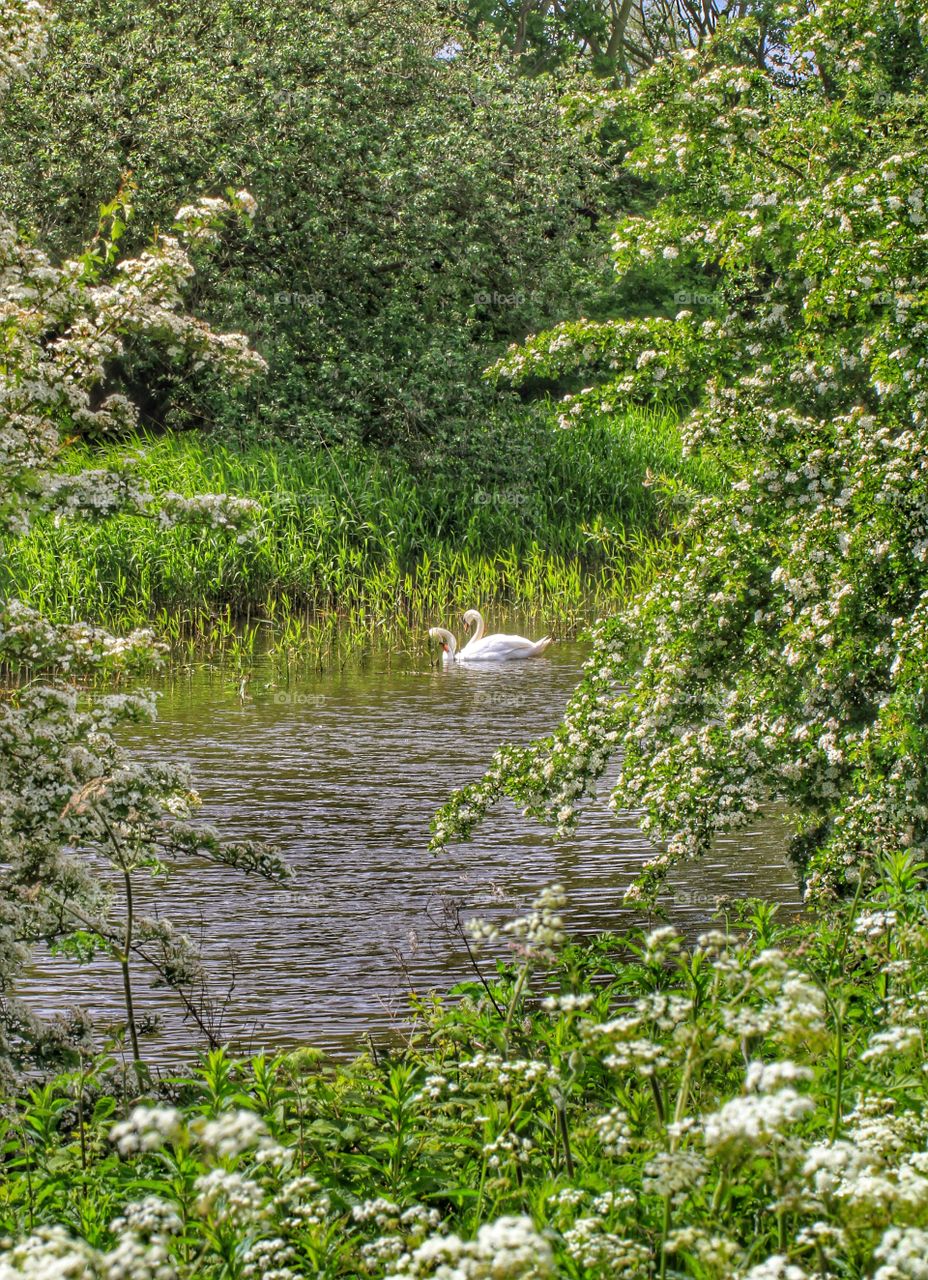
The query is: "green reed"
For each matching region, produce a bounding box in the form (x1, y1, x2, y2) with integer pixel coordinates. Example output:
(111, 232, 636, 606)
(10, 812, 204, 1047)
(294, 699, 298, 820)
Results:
(1, 407, 713, 662)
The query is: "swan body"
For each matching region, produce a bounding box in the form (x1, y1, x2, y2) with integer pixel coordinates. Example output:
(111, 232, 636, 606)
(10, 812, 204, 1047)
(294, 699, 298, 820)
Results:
(456, 609, 552, 662)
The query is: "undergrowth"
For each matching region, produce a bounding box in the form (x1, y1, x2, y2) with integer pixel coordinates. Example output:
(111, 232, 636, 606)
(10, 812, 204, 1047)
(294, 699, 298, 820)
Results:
(1, 857, 925, 1278)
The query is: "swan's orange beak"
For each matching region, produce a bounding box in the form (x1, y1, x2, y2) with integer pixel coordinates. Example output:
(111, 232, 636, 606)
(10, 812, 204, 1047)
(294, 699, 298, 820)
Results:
(442, 643, 449, 653)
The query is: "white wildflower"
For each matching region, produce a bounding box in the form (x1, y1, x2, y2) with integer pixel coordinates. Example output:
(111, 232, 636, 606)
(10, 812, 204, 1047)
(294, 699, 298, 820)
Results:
(193, 1109, 274, 1159)
(193, 1169, 265, 1222)
(110, 1107, 184, 1156)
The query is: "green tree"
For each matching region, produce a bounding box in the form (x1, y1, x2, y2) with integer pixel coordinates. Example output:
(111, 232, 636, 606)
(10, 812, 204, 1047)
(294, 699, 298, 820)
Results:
(0, 0, 605, 450)
(433, 0, 928, 903)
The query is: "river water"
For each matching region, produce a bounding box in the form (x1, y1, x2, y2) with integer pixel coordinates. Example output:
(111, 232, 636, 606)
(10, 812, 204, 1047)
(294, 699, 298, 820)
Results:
(21, 621, 803, 1063)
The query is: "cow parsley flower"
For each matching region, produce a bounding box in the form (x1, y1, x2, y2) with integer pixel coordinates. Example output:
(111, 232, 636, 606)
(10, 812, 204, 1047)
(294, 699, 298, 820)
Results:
(193, 1170, 265, 1223)
(111, 1107, 185, 1156)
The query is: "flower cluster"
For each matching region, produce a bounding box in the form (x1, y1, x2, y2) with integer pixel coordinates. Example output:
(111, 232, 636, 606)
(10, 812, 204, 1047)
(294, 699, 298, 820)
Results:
(0, 0, 49, 92)
(433, 0, 928, 906)
(111, 1106, 184, 1155)
(383, 1216, 554, 1279)
(467, 884, 567, 962)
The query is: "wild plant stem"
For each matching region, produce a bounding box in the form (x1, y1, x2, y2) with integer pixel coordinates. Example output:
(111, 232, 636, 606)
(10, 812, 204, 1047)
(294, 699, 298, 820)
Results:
(18, 1123, 35, 1232)
(120, 868, 144, 1082)
(503, 964, 530, 1039)
(828, 870, 866, 985)
(458, 920, 505, 1019)
(831, 1000, 844, 1142)
(88, 802, 144, 1084)
(556, 1102, 574, 1177)
(823, 872, 867, 1141)
(774, 1152, 787, 1251)
(673, 1043, 696, 1129)
(649, 1073, 666, 1127)
(473, 1158, 488, 1232)
(658, 1044, 696, 1279)
(659, 1195, 671, 1280)
(77, 1059, 88, 1181)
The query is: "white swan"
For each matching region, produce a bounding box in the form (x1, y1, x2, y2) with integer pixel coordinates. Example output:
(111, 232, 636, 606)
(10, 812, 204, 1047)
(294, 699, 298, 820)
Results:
(456, 609, 552, 661)
(429, 627, 460, 665)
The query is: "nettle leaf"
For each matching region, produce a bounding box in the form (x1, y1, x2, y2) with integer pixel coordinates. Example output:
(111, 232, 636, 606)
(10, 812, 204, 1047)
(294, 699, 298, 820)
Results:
(49, 931, 102, 964)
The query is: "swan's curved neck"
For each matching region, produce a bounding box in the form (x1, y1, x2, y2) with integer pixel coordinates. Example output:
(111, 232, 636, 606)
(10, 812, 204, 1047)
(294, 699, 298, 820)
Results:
(469, 611, 486, 643)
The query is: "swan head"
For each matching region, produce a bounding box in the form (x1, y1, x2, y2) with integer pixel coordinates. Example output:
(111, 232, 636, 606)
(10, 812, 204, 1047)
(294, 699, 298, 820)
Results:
(429, 626, 457, 660)
(463, 609, 480, 633)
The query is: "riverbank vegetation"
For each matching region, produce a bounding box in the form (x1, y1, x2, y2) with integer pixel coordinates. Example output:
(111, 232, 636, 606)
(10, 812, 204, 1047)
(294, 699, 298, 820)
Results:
(3, 864, 928, 1280)
(0, 410, 715, 660)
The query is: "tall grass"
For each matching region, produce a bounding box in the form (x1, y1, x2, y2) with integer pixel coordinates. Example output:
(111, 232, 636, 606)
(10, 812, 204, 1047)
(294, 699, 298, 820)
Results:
(2, 408, 716, 659)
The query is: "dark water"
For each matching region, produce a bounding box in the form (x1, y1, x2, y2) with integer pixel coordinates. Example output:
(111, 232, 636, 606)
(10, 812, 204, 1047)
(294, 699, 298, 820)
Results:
(22, 622, 802, 1062)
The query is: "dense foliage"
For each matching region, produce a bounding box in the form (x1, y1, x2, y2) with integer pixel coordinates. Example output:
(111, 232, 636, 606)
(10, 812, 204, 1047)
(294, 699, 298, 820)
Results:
(0, 411, 716, 651)
(0, 17, 290, 1079)
(433, 0, 928, 903)
(3, 866, 928, 1278)
(0, 0, 606, 451)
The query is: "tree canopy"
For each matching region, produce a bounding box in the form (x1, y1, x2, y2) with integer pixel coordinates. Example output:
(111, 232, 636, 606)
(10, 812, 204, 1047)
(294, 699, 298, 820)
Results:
(0, 0, 606, 449)
(453, 0, 783, 80)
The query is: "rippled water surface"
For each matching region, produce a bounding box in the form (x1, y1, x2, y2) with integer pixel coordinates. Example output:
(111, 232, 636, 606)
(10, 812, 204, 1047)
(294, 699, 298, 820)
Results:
(24, 620, 803, 1062)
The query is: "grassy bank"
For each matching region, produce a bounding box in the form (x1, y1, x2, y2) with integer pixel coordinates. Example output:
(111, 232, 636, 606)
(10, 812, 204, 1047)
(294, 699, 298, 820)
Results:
(1, 860, 924, 1278)
(2, 409, 715, 660)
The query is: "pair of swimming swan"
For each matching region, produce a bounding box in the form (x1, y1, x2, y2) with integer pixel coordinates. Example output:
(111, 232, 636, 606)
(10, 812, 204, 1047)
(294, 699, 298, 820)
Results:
(429, 609, 552, 663)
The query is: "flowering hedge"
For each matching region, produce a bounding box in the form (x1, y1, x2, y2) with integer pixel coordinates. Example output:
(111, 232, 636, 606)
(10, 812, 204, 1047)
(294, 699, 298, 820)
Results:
(433, 0, 928, 904)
